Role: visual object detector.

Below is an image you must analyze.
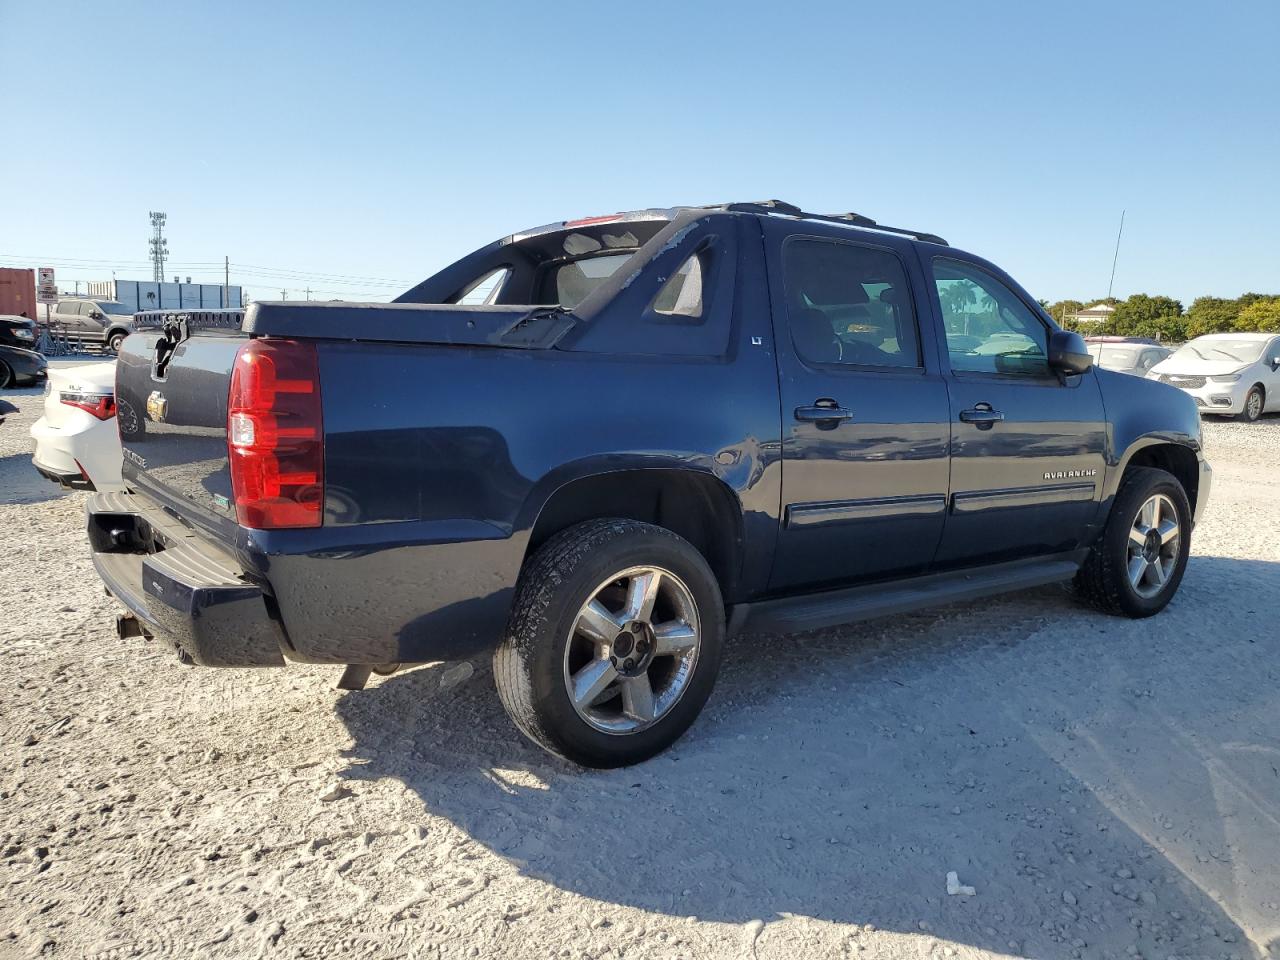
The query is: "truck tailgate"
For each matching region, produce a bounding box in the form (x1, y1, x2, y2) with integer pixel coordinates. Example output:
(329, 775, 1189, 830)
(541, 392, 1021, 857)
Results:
(116, 330, 246, 538)
(115, 301, 563, 543)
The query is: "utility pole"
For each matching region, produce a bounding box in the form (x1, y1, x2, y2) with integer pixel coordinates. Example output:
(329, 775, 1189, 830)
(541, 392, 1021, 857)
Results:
(281, 289, 288, 301)
(305, 287, 312, 301)
(149, 211, 169, 283)
(1106, 209, 1125, 300)
(224, 255, 230, 308)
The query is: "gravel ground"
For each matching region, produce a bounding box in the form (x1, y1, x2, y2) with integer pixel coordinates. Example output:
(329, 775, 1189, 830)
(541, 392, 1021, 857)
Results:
(1, 385, 1278, 960)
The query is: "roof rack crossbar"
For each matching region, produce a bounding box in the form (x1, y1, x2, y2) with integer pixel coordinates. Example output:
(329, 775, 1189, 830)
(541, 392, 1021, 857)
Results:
(703, 200, 948, 246)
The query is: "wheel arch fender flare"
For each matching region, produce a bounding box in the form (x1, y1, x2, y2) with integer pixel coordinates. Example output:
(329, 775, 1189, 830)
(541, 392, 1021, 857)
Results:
(515, 455, 748, 598)
(1103, 436, 1202, 519)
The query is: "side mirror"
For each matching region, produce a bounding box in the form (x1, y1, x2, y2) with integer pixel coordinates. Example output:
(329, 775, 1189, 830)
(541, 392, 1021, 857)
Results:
(1048, 330, 1093, 376)
(1270, 357, 1280, 372)
(90, 310, 104, 320)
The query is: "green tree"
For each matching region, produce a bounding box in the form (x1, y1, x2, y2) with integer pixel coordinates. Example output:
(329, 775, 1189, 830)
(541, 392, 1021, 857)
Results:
(1233, 297, 1280, 332)
(1109, 294, 1185, 341)
(1044, 299, 1086, 327)
(1185, 297, 1240, 338)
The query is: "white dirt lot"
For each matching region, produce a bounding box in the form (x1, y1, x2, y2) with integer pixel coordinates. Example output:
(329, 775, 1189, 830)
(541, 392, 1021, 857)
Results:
(1, 382, 1278, 960)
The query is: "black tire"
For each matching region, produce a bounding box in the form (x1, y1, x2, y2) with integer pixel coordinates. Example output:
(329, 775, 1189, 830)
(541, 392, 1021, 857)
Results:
(108, 331, 127, 355)
(1238, 385, 1264, 422)
(494, 518, 724, 768)
(1075, 467, 1191, 618)
(0, 360, 12, 390)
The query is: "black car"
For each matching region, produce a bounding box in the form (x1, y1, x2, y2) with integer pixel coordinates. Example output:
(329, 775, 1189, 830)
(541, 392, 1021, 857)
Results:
(0, 342, 47, 389)
(0, 314, 38, 348)
(90, 200, 1210, 767)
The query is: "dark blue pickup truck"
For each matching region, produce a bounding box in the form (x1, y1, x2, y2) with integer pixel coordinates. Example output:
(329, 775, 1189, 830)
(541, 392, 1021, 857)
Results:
(89, 200, 1210, 767)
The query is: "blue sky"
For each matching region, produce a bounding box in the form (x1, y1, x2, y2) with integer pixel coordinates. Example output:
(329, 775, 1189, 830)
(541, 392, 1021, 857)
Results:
(3, 0, 1277, 305)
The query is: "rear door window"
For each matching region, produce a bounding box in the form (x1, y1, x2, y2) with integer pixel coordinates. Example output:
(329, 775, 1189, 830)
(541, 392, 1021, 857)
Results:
(781, 237, 921, 368)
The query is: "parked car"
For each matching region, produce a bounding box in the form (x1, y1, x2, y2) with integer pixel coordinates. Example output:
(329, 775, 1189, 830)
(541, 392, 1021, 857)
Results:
(88, 200, 1210, 767)
(30, 361, 124, 490)
(46, 299, 135, 354)
(1148, 332, 1280, 420)
(0, 314, 39, 348)
(0, 343, 47, 389)
(1084, 337, 1171, 377)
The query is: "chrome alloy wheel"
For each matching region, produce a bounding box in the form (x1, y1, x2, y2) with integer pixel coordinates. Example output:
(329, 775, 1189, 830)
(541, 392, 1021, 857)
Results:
(562, 565, 701, 735)
(1126, 493, 1181, 599)
(1247, 389, 1263, 420)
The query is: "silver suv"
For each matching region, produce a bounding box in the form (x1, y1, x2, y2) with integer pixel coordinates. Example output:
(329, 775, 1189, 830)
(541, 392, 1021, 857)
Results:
(47, 299, 135, 354)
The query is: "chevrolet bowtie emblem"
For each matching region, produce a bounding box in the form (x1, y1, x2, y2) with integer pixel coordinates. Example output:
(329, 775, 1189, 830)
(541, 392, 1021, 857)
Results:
(146, 390, 168, 422)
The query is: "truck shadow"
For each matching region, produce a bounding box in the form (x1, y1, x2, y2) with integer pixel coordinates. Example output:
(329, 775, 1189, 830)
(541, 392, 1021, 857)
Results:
(335, 554, 1279, 958)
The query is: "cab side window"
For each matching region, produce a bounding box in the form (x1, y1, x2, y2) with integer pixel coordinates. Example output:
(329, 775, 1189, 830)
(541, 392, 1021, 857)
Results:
(782, 238, 921, 368)
(933, 258, 1050, 377)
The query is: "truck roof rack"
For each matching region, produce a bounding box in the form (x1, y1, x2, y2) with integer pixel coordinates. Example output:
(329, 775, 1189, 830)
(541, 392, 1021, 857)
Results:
(702, 199, 948, 246)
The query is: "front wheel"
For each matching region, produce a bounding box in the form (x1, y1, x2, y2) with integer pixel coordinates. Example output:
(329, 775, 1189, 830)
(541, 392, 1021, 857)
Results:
(1075, 467, 1191, 618)
(1238, 385, 1264, 422)
(108, 332, 127, 355)
(494, 519, 724, 768)
(0, 360, 12, 390)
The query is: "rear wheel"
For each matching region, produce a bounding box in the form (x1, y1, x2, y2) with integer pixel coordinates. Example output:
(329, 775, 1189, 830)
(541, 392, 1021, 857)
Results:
(1075, 467, 1191, 618)
(494, 519, 724, 767)
(0, 360, 12, 390)
(1238, 385, 1264, 422)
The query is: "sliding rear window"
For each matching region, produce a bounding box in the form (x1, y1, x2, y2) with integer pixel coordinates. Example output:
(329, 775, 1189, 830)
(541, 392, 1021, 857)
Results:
(549, 253, 634, 309)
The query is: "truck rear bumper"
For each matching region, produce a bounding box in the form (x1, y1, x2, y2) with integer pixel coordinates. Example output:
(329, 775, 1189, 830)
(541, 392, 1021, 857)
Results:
(87, 491, 287, 666)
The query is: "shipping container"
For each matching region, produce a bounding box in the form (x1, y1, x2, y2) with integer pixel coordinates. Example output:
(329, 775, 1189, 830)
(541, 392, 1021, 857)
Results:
(0, 267, 38, 318)
(86, 279, 243, 314)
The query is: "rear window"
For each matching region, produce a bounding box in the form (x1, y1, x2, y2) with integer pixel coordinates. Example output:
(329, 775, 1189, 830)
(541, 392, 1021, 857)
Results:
(552, 254, 633, 309)
(1087, 345, 1140, 368)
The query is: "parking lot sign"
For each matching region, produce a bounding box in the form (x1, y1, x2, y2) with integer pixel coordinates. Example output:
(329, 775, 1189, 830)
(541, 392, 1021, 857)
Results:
(37, 267, 57, 304)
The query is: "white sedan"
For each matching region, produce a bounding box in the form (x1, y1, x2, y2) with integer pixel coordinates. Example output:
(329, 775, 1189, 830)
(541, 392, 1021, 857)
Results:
(30, 361, 125, 491)
(1148, 332, 1280, 421)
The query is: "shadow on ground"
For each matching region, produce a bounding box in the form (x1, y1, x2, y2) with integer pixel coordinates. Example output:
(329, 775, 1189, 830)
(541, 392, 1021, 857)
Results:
(336, 556, 1280, 958)
(0, 452, 68, 505)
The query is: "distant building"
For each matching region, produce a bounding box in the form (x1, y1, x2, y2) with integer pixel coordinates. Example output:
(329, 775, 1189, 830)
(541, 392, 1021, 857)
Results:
(86, 279, 243, 314)
(1067, 303, 1116, 327)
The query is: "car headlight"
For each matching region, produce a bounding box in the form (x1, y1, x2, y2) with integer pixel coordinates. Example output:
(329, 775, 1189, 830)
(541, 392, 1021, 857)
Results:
(1208, 373, 1242, 383)
(14, 329, 34, 340)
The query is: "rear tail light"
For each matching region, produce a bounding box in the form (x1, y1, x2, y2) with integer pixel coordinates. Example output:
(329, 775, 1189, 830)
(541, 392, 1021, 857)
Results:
(60, 391, 117, 420)
(227, 339, 323, 529)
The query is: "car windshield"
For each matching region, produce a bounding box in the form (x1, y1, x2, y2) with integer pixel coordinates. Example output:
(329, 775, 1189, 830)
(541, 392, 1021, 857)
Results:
(1087, 345, 1141, 369)
(97, 301, 131, 316)
(1171, 337, 1265, 364)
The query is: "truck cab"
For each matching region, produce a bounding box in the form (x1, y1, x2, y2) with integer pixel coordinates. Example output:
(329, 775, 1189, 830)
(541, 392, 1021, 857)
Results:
(49, 298, 134, 353)
(86, 200, 1211, 768)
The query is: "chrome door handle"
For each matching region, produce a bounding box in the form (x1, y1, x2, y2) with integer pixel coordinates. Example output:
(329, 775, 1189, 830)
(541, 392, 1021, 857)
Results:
(959, 403, 1004, 427)
(795, 400, 853, 423)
